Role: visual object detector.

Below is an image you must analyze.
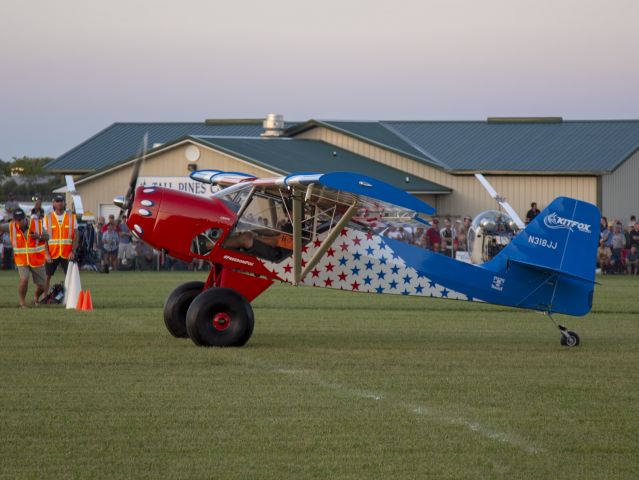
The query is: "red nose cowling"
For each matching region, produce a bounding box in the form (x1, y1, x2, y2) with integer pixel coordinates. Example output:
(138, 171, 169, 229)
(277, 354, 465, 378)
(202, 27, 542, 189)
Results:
(126, 185, 275, 302)
(126, 186, 236, 263)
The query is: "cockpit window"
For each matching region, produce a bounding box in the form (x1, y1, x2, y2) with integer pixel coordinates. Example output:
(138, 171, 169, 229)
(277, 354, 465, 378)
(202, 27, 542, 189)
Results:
(190, 227, 223, 257)
(239, 192, 292, 231)
(222, 192, 295, 262)
(213, 183, 253, 213)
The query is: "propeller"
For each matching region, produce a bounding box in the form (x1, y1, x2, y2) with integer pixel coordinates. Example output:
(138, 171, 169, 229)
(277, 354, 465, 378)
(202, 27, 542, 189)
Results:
(114, 133, 148, 220)
(474, 173, 525, 229)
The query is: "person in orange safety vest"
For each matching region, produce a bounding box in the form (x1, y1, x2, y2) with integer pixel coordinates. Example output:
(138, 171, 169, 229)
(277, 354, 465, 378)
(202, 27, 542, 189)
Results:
(42, 193, 79, 297)
(0, 208, 50, 308)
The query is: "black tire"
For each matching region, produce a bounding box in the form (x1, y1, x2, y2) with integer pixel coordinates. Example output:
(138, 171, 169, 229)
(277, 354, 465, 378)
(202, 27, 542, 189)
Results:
(186, 288, 254, 347)
(163, 281, 205, 338)
(560, 330, 580, 347)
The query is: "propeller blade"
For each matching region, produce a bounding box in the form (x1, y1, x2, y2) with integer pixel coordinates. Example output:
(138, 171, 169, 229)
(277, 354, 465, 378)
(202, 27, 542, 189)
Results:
(475, 173, 525, 229)
(118, 133, 148, 219)
(474, 173, 499, 200)
(500, 201, 526, 230)
(65, 175, 85, 215)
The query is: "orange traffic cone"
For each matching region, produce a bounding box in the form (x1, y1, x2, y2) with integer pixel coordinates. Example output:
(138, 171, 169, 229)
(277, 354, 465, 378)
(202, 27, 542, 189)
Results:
(77, 290, 86, 311)
(83, 290, 94, 311)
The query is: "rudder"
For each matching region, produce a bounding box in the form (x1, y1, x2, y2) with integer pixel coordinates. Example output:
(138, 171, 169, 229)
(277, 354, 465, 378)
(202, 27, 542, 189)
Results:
(500, 197, 601, 283)
(486, 197, 601, 315)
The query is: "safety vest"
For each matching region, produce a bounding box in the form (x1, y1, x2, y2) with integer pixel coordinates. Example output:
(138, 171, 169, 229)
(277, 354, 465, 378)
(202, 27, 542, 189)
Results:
(9, 218, 47, 267)
(44, 211, 76, 259)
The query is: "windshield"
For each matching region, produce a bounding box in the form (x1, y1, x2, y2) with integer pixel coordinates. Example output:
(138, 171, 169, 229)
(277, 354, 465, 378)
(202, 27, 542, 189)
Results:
(213, 183, 253, 213)
(222, 191, 296, 262)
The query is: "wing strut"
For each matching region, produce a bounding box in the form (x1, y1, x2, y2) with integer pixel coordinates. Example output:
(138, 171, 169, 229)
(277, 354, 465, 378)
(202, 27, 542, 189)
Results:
(299, 202, 358, 284)
(292, 190, 303, 285)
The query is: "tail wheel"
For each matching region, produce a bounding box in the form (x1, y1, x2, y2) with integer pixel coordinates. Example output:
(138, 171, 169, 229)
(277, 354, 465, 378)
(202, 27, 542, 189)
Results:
(163, 281, 205, 338)
(186, 288, 254, 347)
(560, 330, 580, 347)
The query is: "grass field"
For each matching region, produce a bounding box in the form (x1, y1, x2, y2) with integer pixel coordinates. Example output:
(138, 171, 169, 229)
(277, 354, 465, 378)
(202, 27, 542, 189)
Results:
(1, 270, 638, 479)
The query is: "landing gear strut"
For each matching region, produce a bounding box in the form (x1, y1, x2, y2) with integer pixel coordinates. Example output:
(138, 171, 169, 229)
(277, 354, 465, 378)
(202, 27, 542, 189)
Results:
(558, 325, 580, 347)
(546, 313, 580, 347)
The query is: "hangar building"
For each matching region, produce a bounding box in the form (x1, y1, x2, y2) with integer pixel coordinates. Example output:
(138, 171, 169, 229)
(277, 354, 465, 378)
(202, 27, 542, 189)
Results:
(44, 116, 639, 222)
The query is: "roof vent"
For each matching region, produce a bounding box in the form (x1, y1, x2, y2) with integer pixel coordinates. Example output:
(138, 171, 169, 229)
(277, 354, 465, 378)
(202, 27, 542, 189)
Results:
(261, 113, 285, 137)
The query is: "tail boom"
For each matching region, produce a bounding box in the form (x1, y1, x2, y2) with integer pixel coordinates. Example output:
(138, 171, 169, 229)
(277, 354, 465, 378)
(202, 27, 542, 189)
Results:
(385, 196, 600, 316)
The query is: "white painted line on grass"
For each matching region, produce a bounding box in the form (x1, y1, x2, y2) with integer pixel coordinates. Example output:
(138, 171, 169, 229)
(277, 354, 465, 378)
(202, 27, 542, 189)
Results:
(271, 365, 543, 455)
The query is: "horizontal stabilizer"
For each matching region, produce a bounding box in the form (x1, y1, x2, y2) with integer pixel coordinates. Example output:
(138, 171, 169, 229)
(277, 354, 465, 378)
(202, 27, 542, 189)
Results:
(507, 258, 597, 285)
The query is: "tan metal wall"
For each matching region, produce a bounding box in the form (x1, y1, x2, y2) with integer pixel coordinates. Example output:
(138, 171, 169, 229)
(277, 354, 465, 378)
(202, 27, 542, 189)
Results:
(75, 143, 278, 218)
(444, 175, 598, 218)
(601, 149, 639, 223)
(296, 126, 597, 218)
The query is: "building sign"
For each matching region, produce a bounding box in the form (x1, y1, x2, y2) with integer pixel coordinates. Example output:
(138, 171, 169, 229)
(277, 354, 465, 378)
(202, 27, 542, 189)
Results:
(137, 177, 220, 197)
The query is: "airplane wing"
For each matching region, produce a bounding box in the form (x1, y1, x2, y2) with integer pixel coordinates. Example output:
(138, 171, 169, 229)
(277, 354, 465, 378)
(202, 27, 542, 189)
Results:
(193, 170, 433, 215)
(190, 170, 257, 188)
(194, 170, 435, 230)
(193, 170, 436, 284)
(279, 172, 435, 216)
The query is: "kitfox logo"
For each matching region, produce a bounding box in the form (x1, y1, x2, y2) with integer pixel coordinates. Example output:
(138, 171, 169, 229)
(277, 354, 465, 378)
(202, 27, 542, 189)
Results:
(543, 212, 591, 233)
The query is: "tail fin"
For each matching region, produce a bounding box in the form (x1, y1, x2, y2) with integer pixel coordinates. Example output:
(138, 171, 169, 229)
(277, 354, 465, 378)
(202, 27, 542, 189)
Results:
(491, 197, 601, 315)
(505, 197, 601, 282)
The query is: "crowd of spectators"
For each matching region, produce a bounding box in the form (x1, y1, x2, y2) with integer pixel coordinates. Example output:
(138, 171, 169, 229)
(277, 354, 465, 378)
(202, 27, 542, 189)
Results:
(597, 216, 639, 275)
(389, 203, 638, 275)
(75, 214, 202, 273)
(1, 200, 201, 272)
(383, 215, 473, 258)
(2, 195, 637, 275)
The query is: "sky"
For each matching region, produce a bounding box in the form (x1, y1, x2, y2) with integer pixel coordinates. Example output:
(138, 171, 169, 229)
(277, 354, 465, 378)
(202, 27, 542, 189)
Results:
(1, 0, 638, 161)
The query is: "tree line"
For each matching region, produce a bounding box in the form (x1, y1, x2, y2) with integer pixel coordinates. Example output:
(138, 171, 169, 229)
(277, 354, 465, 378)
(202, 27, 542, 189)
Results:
(0, 157, 61, 200)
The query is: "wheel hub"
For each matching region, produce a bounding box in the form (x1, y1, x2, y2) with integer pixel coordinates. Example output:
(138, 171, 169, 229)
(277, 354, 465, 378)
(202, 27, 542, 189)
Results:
(212, 312, 231, 331)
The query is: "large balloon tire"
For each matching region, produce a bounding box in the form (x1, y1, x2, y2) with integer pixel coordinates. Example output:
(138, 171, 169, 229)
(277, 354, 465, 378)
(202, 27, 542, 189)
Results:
(186, 288, 254, 347)
(163, 281, 205, 338)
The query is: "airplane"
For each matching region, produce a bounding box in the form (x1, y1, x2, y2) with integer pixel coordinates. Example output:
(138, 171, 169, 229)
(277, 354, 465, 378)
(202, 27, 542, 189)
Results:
(114, 165, 601, 349)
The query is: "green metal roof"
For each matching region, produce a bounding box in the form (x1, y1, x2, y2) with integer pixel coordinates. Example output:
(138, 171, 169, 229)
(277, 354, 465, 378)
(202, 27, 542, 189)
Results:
(286, 120, 445, 169)
(383, 120, 639, 172)
(48, 118, 639, 176)
(44, 121, 272, 173)
(294, 119, 639, 173)
(192, 136, 450, 193)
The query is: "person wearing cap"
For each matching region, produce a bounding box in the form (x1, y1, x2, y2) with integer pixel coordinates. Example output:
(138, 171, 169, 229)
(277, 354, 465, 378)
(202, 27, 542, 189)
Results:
(0, 209, 49, 307)
(42, 194, 79, 295)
